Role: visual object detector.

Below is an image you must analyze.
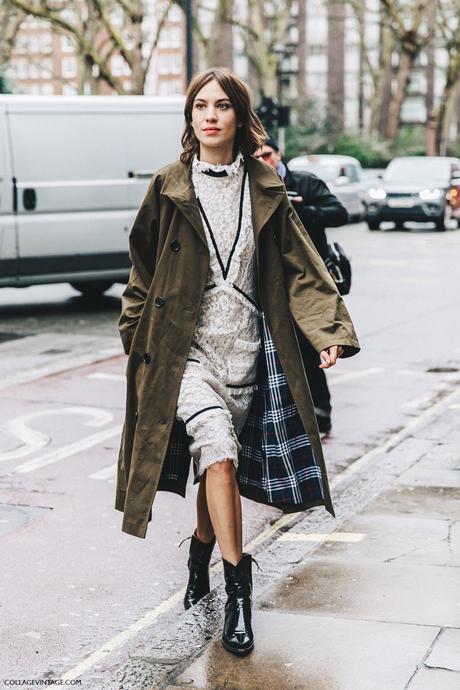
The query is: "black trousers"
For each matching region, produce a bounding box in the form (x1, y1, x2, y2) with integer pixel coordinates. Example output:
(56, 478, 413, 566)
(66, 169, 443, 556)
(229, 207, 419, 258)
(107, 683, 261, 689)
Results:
(299, 336, 331, 414)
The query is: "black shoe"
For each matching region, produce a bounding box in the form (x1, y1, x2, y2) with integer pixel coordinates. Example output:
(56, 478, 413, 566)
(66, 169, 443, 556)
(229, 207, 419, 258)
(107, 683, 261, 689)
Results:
(183, 531, 216, 610)
(221, 553, 254, 656)
(315, 407, 332, 434)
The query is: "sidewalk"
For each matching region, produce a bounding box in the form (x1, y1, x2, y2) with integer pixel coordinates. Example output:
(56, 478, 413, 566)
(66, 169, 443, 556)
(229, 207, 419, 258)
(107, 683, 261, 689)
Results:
(80, 389, 460, 690)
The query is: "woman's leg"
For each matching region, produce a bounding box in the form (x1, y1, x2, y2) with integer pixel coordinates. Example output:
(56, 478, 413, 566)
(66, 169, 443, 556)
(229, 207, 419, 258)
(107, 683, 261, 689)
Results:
(205, 460, 242, 565)
(195, 472, 215, 544)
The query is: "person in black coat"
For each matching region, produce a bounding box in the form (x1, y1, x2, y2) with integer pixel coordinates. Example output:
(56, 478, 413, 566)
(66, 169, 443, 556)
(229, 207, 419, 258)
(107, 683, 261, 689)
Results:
(255, 138, 349, 434)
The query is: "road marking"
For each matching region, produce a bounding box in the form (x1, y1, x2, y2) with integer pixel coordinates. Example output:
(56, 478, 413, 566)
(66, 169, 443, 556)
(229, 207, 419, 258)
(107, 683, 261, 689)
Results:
(0, 347, 122, 391)
(89, 464, 117, 480)
(1, 407, 114, 463)
(60, 384, 460, 682)
(276, 532, 365, 543)
(87, 373, 125, 382)
(14, 425, 121, 474)
(329, 367, 384, 384)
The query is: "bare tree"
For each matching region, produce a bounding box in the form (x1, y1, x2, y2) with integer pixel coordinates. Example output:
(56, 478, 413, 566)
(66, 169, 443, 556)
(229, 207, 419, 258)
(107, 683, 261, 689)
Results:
(380, 0, 433, 141)
(5, 0, 176, 94)
(435, 0, 460, 153)
(226, 0, 294, 99)
(0, 3, 26, 66)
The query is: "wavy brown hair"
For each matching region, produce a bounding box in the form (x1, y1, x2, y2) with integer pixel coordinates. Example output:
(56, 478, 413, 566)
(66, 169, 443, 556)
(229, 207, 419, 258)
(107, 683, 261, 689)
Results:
(180, 67, 267, 164)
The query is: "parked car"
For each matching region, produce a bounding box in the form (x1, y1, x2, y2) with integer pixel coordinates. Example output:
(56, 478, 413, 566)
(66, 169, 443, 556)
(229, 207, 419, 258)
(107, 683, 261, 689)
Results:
(287, 154, 366, 222)
(0, 95, 185, 296)
(364, 156, 460, 231)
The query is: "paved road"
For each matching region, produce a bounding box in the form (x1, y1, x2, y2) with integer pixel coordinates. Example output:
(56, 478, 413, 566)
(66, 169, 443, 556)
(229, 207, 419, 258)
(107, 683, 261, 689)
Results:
(0, 221, 458, 683)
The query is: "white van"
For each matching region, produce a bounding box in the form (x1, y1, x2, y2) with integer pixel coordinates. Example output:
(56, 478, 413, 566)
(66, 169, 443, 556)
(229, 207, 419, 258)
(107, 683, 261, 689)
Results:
(0, 95, 185, 296)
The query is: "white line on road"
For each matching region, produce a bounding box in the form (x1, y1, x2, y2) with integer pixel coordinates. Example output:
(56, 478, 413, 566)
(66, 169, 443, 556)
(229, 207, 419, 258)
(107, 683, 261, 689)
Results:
(89, 463, 117, 480)
(87, 373, 125, 381)
(14, 426, 122, 474)
(276, 532, 365, 543)
(60, 384, 460, 682)
(0, 347, 122, 391)
(1, 407, 115, 463)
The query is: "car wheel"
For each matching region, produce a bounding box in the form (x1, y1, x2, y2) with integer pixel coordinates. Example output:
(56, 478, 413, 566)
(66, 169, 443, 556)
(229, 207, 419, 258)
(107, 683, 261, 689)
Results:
(435, 203, 452, 232)
(70, 280, 114, 297)
(367, 219, 380, 231)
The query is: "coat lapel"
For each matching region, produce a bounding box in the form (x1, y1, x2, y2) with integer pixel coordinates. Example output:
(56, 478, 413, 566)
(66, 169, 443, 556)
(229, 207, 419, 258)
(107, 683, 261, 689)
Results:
(160, 155, 286, 248)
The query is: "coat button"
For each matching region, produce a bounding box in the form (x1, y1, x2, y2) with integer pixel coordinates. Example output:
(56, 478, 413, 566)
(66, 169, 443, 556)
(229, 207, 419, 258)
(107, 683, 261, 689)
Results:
(170, 240, 181, 252)
(143, 352, 151, 363)
(154, 296, 165, 308)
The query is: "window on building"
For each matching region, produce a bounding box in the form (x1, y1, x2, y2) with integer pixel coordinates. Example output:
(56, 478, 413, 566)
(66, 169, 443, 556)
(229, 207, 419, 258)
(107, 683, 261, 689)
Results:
(29, 84, 41, 94)
(17, 60, 29, 79)
(15, 37, 28, 53)
(109, 7, 123, 25)
(61, 35, 74, 53)
(159, 79, 182, 95)
(29, 62, 40, 79)
(41, 59, 52, 79)
(158, 53, 182, 75)
(62, 58, 77, 77)
(40, 33, 52, 53)
(109, 55, 130, 77)
(168, 4, 182, 22)
(29, 36, 39, 53)
(41, 83, 54, 95)
(63, 83, 78, 95)
(158, 26, 182, 48)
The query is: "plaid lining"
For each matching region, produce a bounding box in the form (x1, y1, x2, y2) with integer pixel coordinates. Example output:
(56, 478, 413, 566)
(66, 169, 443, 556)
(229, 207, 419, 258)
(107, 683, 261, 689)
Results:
(157, 312, 325, 508)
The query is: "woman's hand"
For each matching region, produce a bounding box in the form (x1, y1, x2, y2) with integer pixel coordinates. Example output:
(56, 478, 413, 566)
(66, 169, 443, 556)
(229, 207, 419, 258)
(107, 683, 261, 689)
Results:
(319, 345, 344, 369)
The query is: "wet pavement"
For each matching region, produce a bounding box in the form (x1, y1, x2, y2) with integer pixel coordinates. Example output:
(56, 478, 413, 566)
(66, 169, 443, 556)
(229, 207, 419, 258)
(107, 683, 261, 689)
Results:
(1, 222, 459, 687)
(66, 381, 460, 690)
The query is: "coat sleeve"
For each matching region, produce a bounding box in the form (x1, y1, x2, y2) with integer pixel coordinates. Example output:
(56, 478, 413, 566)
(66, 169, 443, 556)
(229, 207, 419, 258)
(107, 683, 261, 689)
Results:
(118, 174, 161, 355)
(278, 197, 360, 358)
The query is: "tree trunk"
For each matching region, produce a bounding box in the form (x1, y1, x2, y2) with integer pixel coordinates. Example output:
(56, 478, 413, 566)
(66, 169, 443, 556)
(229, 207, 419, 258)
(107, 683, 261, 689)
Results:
(385, 49, 414, 141)
(206, 0, 234, 69)
(327, 0, 345, 133)
(296, 0, 307, 109)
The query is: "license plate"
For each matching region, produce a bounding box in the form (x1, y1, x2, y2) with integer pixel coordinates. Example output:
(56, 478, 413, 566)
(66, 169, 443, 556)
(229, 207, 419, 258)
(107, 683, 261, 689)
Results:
(388, 198, 415, 208)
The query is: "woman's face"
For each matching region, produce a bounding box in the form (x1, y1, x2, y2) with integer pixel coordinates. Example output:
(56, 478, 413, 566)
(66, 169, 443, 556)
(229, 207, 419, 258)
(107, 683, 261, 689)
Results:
(191, 79, 239, 153)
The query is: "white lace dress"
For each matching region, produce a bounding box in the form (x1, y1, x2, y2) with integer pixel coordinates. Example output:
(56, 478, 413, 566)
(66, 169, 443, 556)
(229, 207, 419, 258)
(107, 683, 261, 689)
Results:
(175, 152, 261, 476)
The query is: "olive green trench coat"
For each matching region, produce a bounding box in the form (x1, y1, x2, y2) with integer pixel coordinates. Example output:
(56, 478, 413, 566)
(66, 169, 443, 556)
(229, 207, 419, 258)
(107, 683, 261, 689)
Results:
(115, 154, 360, 539)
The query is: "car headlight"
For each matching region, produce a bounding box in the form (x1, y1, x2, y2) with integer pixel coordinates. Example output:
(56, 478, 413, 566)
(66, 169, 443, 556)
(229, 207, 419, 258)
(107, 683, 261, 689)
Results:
(368, 187, 387, 200)
(419, 188, 442, 200)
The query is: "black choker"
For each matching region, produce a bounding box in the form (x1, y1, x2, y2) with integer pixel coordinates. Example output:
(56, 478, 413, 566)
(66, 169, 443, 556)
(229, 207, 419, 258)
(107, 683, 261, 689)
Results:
(201, 168, 228, 177)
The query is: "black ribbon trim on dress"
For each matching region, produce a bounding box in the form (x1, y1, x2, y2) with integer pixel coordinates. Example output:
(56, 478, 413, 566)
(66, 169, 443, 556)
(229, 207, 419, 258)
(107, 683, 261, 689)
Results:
(232, 284, 259, 310)
(185, 405, 223, 425)
(197, 168, 248, 281)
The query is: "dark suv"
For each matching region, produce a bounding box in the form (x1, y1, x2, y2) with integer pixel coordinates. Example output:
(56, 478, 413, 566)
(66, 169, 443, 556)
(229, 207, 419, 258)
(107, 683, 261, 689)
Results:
(365, 156, 460, 231)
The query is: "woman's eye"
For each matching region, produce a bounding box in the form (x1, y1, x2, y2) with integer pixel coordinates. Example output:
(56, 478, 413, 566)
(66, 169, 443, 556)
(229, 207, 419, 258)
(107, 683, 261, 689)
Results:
(218, 103, 230, 109)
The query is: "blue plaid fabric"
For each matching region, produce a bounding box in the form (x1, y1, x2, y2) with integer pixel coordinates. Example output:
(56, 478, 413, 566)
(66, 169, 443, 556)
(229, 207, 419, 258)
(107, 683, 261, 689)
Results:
(157, 312, 325, 510)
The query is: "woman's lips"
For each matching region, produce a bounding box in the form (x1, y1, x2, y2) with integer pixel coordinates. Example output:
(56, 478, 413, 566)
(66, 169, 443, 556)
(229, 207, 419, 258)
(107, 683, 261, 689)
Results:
(203, 128, 220, 133)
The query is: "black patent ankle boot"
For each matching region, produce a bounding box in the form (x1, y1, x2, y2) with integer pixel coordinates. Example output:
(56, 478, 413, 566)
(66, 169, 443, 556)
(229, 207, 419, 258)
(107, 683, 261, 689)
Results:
(221, 553, 254, 656)
(183, 531, 216, 610)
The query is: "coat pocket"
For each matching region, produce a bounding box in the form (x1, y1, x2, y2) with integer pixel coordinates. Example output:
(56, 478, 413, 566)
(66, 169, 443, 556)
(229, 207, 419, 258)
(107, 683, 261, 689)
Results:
(227, 338, 260, 387)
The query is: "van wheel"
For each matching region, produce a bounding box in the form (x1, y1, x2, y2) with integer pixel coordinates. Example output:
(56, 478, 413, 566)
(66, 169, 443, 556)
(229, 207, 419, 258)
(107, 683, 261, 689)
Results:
(367, 220, 380, 231)
(70, 280, 114, 297)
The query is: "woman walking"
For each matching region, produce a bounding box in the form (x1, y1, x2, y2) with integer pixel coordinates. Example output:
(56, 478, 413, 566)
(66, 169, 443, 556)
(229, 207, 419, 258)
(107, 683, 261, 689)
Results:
(116, 67, 360, 656)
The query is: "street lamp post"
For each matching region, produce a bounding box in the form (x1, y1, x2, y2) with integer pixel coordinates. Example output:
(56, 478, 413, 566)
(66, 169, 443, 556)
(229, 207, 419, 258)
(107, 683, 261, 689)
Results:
(184, 0, 193, 85)
(273, 43, 286, 154)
